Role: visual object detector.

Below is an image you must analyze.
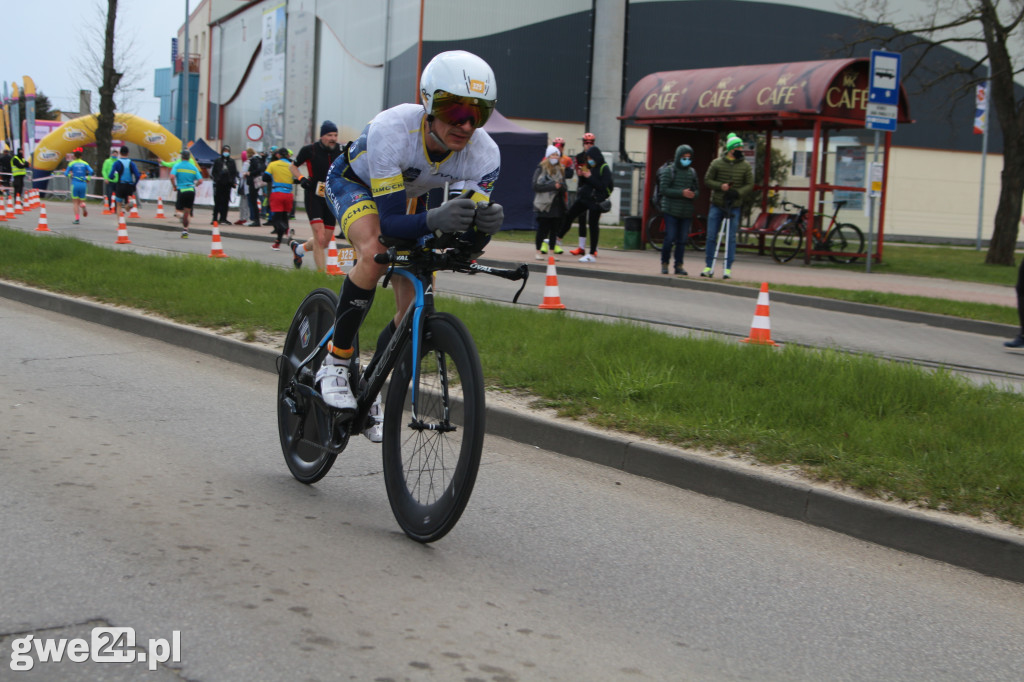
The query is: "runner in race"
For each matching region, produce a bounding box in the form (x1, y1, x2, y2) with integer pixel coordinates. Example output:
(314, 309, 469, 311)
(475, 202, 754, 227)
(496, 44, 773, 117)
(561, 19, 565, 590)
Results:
(64, 148, 93, 224)
(316, 50, 503, 442)
(169, 150, 203, 237)
(290, 121, 344, 272)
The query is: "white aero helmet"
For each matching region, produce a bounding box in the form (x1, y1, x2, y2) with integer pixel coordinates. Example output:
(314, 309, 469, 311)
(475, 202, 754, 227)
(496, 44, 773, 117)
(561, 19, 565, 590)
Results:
(420, 50, 497, 128)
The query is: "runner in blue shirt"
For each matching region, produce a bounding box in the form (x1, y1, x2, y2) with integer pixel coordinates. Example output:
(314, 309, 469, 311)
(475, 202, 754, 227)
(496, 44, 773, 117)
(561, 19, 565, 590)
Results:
(65, 148, 93, 224)
(107, 146, 141, 218)
(169, 150, 203, 237)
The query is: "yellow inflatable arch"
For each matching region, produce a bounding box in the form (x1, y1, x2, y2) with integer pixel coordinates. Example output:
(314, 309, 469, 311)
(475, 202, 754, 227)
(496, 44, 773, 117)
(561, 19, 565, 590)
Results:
(31, 113, 183, 171)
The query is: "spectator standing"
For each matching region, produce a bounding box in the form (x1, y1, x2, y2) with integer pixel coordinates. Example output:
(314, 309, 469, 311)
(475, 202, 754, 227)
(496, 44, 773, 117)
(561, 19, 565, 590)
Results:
(532, 145, 568, 259)
(0, 147, 12, 195)
(657, 144, 699, 275)
(1006, 229, 1024, 348)
(290, 121, 344, 272)
(245, 150, 266, 227)
(107, 146, 141, 218)
(701, 134, 752, 279)
(64, 148, 93, 224)
(210, 144, 238, 225)
(236, 149, 250, 225)
(169, 150, 202, 237)
(561, 134, 611, 262)
(101, 149, 118, 210)
(263, 147, 295, 250)
(10, 149, 28, 203)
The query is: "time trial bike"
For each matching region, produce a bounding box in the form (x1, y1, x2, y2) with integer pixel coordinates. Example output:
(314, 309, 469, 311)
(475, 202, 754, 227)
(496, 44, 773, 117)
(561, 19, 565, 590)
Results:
(277, 233, 528, 542)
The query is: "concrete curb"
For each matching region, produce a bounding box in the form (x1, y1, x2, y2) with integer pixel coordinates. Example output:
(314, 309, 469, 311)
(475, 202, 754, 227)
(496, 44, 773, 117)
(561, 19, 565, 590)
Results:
(4, 278, 1022, 584)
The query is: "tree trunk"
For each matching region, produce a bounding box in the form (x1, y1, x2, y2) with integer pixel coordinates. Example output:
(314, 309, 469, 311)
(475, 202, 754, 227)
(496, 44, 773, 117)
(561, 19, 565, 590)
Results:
(979, 0, 1022, 265)
(92, 0, 122, 172)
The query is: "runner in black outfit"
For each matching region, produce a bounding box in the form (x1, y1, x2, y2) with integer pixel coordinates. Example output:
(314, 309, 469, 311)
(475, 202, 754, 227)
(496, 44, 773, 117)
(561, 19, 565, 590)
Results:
(290, 121, 344, 272)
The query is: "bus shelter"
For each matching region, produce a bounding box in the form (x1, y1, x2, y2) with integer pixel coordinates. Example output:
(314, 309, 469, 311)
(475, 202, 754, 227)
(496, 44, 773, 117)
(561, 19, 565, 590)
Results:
(622, 58, 911, 263)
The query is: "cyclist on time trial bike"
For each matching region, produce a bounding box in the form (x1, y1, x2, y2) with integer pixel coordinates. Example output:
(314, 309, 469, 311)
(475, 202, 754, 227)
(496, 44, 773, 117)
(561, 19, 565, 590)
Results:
(318, 50, 503, 441)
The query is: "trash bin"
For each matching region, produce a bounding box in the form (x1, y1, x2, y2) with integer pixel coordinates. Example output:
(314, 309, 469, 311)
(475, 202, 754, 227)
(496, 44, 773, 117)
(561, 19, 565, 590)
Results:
(623, 215, 643, 250)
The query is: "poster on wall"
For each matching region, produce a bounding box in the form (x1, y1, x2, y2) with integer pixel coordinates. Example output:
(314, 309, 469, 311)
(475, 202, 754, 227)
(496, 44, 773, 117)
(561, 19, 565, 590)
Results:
(261, 4, 286, 150)
(834, 145, 865, 211)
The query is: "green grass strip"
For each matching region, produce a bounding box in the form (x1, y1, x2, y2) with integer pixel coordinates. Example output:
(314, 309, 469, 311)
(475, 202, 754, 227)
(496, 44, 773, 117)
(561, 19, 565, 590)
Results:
(3, 228, 1022, 527)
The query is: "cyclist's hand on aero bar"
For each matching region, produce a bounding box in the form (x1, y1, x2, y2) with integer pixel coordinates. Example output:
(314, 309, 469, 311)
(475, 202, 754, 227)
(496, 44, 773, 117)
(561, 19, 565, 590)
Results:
(473, 202, 504, 234)
(427, 198, 477, 235)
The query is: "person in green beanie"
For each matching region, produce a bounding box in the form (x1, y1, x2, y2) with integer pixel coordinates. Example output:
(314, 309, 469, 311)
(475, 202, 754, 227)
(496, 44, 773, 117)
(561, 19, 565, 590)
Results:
(701, 134, 752, 279)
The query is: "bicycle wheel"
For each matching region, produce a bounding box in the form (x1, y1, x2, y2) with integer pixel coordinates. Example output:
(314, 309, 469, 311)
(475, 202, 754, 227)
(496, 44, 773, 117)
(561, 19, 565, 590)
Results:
(826, 223, 865, 264)
(770, 220, 803, 263)
(646, 215, 665, 248)
(688, 215, 707, 251)
(277, 287, 345, 484)
(382, 312, 485, 543)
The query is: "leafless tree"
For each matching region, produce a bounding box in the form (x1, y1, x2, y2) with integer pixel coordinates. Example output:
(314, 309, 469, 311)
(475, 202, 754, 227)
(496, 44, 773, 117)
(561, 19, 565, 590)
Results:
(74, 0, 144, 169)
(839, 0, 1024, 265)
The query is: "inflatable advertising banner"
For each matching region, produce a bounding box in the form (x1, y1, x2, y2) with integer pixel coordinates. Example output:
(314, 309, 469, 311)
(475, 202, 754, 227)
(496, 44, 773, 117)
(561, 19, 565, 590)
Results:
(32, 113, 182, 170)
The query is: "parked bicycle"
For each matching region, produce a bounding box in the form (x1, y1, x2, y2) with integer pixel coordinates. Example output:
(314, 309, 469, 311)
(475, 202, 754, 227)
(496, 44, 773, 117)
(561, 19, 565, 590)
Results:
(646, 213, 707, 251)
(770, 199, 865, 264)
(277, 233, 528, 542)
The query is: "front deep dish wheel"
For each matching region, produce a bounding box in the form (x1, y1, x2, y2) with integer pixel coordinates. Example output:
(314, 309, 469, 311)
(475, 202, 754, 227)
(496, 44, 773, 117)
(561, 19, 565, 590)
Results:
(826, 223, 865, 264)
(382, 312, 485, 543)
(278, 288, 344, 484)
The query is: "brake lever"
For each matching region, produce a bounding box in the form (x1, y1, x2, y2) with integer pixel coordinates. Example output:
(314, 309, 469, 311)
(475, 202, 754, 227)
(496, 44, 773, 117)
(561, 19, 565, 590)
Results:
(512, 264, 529, 304)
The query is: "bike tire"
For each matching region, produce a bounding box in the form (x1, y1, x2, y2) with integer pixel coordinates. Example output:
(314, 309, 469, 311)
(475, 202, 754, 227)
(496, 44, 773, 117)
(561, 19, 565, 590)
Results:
(277, 287, 345, 484)
(826, 223, 865, 264)
(382, 312, 485, 543)
(770, 221, 803, 263)
(646, 215, 665, 248)
(688, 215, 707, 251)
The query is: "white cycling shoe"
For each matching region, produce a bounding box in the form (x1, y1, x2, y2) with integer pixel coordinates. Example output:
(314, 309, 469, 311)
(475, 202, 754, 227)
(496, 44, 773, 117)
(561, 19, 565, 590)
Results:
(315, 356, 358, 411)
(363, 394, 384, 443)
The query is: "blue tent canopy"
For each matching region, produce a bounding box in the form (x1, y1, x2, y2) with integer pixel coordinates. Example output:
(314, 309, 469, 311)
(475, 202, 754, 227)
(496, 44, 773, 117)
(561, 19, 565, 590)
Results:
(187, 138, 220, 165)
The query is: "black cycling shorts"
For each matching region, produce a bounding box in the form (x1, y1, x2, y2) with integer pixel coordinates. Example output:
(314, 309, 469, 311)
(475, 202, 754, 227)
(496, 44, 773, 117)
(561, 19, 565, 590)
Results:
(304, 190, 336, 228)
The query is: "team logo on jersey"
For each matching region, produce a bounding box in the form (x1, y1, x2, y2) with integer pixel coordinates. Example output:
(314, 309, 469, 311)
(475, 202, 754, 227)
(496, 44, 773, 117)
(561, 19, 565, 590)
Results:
(477, 166, 499, 194)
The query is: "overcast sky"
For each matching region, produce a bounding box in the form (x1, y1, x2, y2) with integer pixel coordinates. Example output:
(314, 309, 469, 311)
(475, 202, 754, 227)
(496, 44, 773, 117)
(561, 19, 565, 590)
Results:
(7, 0, 190, 123)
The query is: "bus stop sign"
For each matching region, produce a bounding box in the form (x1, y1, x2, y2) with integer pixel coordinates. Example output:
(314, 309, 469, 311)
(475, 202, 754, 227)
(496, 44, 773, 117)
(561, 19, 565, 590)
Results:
(866, 50, 901, 131)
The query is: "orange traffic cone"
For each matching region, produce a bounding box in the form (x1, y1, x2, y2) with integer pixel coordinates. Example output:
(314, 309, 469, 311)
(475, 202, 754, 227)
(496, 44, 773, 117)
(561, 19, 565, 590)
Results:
(208, 224, 228, 258)
(538, 255, 567, 310)
(115, 214, 132, 244)
(129, 196, 140, 218)
(30, 190, 40, 210)
(0, 196, 6, 222)
(325, 239, 344, 275)
(742, 282, 778, 346)
(14, 194, 23, 214)
(7, 195, 14, 216)
(102, 195, 113, 215)
(154, 196, 166, 218)
(35, 203, 50, 232)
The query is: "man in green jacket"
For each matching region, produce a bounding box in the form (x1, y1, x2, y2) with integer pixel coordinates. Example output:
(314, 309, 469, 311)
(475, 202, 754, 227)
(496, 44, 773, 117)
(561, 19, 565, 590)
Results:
(656, 144, 699, 276)
(701, 134, 753, 279)
(101, 150, 118, 210)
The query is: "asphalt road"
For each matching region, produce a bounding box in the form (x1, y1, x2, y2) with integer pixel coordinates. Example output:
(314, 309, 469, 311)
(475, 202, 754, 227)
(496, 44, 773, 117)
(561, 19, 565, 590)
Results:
(3, 291, 1024, 680)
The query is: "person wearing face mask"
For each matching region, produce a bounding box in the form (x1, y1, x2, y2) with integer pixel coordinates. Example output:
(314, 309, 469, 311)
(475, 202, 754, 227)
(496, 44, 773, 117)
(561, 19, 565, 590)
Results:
(532, 145, 569, 259)
(701, 134, 753, 279)
(657, 144, 700, 276)
(210, 145, 239, 225)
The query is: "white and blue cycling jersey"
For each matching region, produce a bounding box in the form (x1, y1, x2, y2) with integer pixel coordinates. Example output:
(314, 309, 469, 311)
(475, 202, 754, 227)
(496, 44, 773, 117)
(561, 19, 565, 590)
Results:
(326, 103, 500, 241)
